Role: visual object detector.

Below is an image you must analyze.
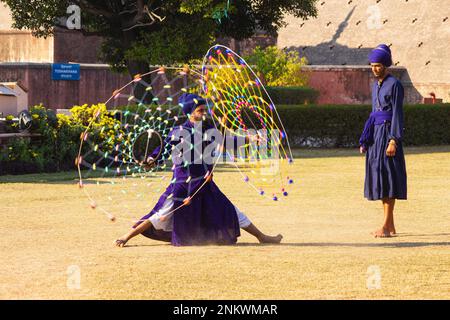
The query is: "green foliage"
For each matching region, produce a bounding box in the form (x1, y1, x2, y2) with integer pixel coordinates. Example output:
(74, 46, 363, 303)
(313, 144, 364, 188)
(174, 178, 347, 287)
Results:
(401, 104, 450, 146)
(180, 0, 214, 14)
(244, 46, 309, 87)
(2, 0, 67, 38)
(2, 114, 18, 133)
(124, 14, 216, 66)
(276, 104, 450, 148)
(0, 104, 122, 175)
(266, 87, 319, 105)
(64, 104, 124, 168)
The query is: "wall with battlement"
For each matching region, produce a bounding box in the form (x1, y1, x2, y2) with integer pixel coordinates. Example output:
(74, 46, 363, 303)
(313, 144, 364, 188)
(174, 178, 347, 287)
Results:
(278, 0, 450, 102)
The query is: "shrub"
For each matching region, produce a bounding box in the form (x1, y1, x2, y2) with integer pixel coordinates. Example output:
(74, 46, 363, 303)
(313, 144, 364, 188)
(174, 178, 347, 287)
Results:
(244, 46, 309, 87)
(0, 104, 122, 175)
(276, 104, 450, 148)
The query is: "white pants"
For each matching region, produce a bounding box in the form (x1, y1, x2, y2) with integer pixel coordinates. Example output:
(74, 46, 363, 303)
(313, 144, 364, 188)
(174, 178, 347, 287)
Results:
(149, 199, 251, 232)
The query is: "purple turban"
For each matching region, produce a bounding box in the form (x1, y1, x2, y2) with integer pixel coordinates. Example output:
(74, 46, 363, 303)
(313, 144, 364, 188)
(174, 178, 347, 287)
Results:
(368, 44, 392, 67)
(178, 93, 206, 115)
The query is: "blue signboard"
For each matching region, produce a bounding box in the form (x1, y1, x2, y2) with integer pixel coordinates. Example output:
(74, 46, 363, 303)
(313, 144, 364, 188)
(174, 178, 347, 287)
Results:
(51, 63, 80, 81)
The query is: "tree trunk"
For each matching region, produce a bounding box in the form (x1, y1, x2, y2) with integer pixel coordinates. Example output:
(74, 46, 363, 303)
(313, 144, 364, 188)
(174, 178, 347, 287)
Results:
(126, 59, 153, 104)
(122, 29, 153, 104)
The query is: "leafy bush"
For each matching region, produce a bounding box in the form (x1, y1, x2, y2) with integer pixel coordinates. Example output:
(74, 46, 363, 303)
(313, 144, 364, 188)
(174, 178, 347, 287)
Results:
(276, 104, 450, 148)
(0, 104, 122, 175)
(2, 114, 18, 133)
(244, 46, 309, 87)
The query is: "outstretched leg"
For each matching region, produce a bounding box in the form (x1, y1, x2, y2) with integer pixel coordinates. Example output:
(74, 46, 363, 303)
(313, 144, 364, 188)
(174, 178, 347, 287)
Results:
(372, 198, 396, 238)
(115, 219, 152, 247)
(242, 223, 283, 244)
(235, 206, 283, 244)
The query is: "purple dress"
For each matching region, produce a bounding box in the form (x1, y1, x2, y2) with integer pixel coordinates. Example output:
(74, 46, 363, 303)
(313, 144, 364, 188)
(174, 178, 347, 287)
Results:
(360, 74, 407, 200)
(133, 120, 241, 246)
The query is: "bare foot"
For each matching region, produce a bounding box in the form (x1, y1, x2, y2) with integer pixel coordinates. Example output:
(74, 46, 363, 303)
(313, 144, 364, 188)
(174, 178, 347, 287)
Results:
(258, 234, 283, 244)
(114, 237, 129, 247)
(389, 226, 397, 236)
(372, 228, 391, 238)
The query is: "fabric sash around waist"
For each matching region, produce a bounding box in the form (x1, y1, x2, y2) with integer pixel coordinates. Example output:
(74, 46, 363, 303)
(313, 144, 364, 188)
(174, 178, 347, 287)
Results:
(359, 111, 393, 148)
(372, 111, 393, 125)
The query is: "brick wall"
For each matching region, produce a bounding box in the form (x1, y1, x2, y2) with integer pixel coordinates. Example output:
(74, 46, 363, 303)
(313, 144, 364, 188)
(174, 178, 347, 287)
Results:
(53, 27, 104, 64)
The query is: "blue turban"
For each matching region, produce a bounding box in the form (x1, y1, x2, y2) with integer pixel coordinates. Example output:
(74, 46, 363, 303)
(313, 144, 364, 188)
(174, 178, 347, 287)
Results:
(178, 93, 207, 115)
(368, 44, 392, 67)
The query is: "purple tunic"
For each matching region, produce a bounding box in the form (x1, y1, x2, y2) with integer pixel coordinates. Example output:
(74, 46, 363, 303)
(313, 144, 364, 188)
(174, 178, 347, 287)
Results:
(361, 74, 407, 200)
(133, 120, 241, 246)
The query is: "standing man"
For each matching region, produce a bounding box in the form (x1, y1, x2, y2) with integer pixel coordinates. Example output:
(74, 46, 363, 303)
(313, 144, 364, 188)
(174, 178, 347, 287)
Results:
(359, 44, 407, 238)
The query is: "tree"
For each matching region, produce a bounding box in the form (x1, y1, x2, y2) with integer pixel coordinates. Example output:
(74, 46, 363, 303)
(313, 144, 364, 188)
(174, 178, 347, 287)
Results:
(2, 0, 317, 78)
(244, 46, 309, 87)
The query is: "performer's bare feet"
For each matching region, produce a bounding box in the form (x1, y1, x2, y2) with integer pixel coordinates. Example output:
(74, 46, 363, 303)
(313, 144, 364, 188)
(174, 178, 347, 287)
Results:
(258, 234, 283, 244)
(388, 225, 397, 236)
(372, 227, 391, 238)
(114, 236, 129, 247)
(387, 220, 397, 235)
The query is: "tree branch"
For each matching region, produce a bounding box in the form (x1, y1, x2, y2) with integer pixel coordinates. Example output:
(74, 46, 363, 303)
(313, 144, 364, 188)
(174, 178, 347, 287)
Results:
(120, 0, 146, 28)
(122, 21, 156, 31)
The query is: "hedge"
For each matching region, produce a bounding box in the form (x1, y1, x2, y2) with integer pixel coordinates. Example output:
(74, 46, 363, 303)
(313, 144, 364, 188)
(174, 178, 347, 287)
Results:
(265, 87, 319, 105)
(276, 104, 450, 147)
(1, 103, 449, 175)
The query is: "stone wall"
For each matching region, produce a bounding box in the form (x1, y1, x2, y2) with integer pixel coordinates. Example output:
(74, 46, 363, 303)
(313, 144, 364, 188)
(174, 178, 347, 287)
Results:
(278, 0, 450, 102)
(303, 65, 421, 105)
(0, 31, 54, 63)
(0, 5, 103, 64)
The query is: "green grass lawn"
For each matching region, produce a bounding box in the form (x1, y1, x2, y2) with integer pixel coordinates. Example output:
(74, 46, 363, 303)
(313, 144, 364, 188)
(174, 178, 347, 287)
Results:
(1, 146, 449, 299)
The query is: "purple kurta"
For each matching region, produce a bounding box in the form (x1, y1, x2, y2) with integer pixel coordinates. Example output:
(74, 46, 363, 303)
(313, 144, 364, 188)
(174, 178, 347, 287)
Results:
(133, 120, 241, 246)
(361, 74, 407, 200)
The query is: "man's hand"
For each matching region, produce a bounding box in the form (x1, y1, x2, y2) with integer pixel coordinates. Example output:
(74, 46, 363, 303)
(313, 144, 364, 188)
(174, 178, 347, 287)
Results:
(386, 140, 396, 157)
(141, 161, 155, 171)
(137, 156, 155, 170)
(220, 114, 228, 127)
(360, 146, 366, 154)
(248, 133, 260, 143)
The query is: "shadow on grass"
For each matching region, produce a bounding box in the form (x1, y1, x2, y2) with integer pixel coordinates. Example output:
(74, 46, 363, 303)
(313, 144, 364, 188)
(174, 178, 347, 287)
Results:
(394, 233, 450, 238)
(120, 238, 450, 249)
(236, 241, 450, 248)
(120, 244, 171, 248)
(0, 166, 238, 184)
(293, 145, 450, 159)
